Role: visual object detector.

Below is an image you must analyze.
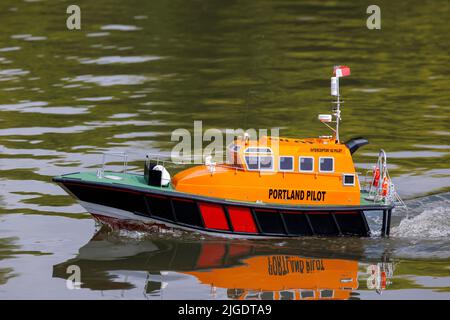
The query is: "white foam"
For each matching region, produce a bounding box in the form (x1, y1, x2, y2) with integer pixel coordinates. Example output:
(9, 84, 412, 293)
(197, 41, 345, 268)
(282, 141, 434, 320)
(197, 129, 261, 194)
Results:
(391, 206, 450, 239)
(100, 24, 142, 31)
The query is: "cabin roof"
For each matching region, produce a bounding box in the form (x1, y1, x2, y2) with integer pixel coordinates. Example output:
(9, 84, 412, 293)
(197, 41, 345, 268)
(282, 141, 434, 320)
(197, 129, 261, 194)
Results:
(233, 136, 348, 155)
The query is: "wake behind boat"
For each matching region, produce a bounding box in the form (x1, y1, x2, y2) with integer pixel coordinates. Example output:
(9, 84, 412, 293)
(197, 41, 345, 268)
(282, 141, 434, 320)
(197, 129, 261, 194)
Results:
(53, 66, 404, 238)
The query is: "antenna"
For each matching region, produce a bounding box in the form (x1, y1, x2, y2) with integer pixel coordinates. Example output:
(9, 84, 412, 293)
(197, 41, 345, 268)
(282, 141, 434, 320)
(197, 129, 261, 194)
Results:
(319, 66, 350, 142)
(332, 75, 341, 142)
(332, 65, 350, 142)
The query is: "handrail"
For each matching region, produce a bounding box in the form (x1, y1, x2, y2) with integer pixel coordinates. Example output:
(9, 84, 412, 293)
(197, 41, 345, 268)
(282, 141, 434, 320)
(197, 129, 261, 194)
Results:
(364, 149, 406, 208)
(97, 152, 128, 178)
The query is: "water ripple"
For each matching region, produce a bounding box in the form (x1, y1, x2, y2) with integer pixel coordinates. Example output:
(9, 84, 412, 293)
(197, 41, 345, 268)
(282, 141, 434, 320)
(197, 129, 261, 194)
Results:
(392, 207, 450, 239)
(0, 101, 90, 115)
(66, 75, 154, 86)
(79, 55, 162, 65)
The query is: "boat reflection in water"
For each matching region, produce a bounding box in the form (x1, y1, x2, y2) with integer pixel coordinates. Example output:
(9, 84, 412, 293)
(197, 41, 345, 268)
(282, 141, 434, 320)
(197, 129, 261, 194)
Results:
(53, 226, 394, 300)
(190, 256, 358, 300)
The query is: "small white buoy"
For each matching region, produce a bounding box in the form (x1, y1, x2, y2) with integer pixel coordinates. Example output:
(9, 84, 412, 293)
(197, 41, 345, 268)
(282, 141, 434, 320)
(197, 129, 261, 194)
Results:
(152, 165, 171, 186)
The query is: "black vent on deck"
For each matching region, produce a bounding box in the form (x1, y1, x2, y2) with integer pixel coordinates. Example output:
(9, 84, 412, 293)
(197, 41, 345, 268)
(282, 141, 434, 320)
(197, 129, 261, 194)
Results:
(345, 137, 369, 154)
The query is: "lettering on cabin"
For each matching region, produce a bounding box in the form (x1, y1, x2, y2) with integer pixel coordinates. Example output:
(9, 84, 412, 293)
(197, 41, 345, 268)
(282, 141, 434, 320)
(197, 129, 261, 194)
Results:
(310, 148, 342, 153)
(268, 256, 325, 276)
(268, 189, 326, 201)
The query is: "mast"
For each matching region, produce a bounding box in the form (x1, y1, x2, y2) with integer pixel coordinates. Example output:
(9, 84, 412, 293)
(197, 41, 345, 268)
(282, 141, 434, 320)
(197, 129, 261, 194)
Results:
(331, 76, 341, 142)
(331, 66, 350, 143)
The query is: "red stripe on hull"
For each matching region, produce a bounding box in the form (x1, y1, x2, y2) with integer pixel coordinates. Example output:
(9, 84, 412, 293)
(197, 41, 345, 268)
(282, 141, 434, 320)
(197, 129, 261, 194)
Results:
(227, 206, 258, 233)
(199, 202, 229, 230)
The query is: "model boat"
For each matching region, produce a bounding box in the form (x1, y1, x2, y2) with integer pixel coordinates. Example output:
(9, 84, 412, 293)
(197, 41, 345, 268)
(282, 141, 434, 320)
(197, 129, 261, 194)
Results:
(53, 66, 404, 237)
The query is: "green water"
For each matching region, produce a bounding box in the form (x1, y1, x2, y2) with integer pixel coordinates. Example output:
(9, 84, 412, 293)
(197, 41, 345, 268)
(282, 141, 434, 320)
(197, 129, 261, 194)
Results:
(0, 0, 449, 299)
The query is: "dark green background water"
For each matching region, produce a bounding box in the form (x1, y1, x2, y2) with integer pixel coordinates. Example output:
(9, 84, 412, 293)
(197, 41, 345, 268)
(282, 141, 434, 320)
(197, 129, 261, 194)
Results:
(0, 0, 449, 299)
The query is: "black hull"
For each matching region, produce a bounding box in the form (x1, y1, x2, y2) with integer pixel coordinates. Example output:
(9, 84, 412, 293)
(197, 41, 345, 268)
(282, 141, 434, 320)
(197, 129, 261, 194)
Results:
(54, 177, 394, 238)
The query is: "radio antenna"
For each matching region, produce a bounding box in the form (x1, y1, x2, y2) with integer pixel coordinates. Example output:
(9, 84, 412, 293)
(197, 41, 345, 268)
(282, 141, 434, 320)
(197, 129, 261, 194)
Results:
(322, 65, 351, 142)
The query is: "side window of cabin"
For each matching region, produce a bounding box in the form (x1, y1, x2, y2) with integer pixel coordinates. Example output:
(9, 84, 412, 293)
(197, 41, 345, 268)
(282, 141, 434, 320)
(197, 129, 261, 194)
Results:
(259, 155, 273, 170)
(319, 157, 334, 172)
(343, 173, 355, 186)
(320, 290, 334, 299)
(245, 155, 259, 170)
(244, 154, 273, 171)
(300, 290, 314, 299)
(299, 157, 314, 172)
(279, 156, 294, 172)
(244, 148, 274, 171)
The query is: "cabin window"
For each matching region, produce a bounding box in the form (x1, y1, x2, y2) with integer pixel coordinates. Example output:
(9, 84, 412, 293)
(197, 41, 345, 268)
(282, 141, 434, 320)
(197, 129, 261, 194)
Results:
(279, 156, 294, 172)
(244, 292, 259, 300)
(259, 156, 273, 170)
(343, 174, 355, 186)
(300, 290, 314, 299)
(244, 155, 273, 171)
(319, 157, 334, 172)
(260, 292, 274, 300)
(280, 291, 295, 300)
(299, 157, 314, 172)
(245, 155, 259, 170)
(320, 290, 334, 298)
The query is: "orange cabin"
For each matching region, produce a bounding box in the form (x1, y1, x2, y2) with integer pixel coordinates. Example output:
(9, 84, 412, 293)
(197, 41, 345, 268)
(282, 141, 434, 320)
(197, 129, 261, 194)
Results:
(172, 135, 361, 206)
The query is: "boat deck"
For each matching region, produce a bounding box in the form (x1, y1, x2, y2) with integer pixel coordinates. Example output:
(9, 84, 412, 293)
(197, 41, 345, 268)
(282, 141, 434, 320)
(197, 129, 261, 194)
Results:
(55, 171, 386, 208)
